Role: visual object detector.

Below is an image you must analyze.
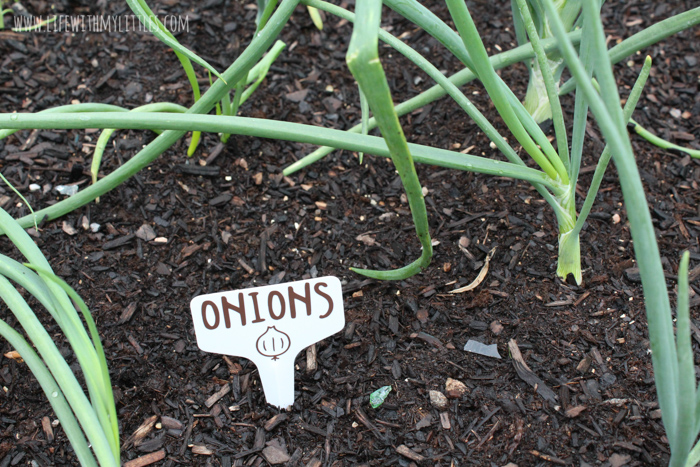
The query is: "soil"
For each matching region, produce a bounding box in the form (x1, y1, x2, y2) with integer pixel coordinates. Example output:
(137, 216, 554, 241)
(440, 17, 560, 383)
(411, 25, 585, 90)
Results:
(0, 0, 699, 465)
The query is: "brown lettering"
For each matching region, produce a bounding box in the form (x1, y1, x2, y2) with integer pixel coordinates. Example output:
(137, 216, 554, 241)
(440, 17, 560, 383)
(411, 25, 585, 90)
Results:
(288, 283, 312, 318)
(268, 291, 286, 320)
(249, 292, 265, 323)
(221, 293, 245, 327)
(201, 300, 220, 330)
(314, 282, 334, 319)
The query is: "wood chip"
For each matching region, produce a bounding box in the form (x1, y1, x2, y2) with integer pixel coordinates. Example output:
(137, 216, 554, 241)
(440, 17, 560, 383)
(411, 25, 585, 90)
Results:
(298, 421, 327, 437)
(306, 344, 318, 373)
(440, 412, 451, 430)
(205, 142, 225, 164)
(135, 224, 156, 241)
(355, 234, 377, 246)
(529, 450, 567, 465)
(41, 416, 53, 442)
(123, 450, 166, 467)
(237, 258, 255, 274)
(411, 331, 444, 348)
(565, 405, 586, 418)
(205, 383, 231, 408)
(544, 299, 573, 307)
(177, 164, 220, 176)
(285, 89, 309, 102)
(122, 415, 158, 449)
(127, 333, 144, 354)
(264, 413, 288, 431)
(191, 444, 214, 455)
(396, 444, 425, 462)
(305, 458, 322, 467)
(160, 416, 183, 431)
(103, 234, 135, 250)
(62, 221, 77, 236)
(117, 302, 138, 325)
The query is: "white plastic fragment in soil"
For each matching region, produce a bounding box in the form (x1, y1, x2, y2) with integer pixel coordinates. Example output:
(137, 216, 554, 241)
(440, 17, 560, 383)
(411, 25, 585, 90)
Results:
(190, 276, 345, 409)
(55, 185, 78, 196)
(463, 339, 501, 359)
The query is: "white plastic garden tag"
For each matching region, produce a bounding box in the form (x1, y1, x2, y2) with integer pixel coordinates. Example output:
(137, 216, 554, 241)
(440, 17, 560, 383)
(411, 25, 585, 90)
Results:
(190, 276, 345, 409)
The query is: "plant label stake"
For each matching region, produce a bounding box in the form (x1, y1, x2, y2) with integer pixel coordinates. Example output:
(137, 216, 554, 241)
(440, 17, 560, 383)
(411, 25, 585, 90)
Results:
(190, 276, 345, 409)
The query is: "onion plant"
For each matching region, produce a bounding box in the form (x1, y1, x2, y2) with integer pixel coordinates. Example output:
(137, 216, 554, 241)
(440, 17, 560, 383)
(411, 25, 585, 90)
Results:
(511, 0, 581, 123)
(0, 207, 119, 466)
(1, 1, 697, 283)
(542, 0, 699, 463)
(0, 0, 698, 461)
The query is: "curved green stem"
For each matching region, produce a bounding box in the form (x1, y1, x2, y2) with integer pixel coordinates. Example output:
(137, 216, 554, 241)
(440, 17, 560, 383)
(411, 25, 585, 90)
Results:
(91, 103, 189, 186)
(0, 103, 128, 141)
(286, 0, 567, 218)
(628, 119, 700, 159)
(0, 272, 117, 466)
(345, 0, 431, 280)
(559, 6, 700, 95)
(0, 111, 558, 191)
(570, 56, 652, 240)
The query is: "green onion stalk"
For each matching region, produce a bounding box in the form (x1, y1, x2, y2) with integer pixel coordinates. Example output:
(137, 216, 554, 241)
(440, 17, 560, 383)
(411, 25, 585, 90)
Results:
(628, 119, 700, 159)
(544, 0, 700, 463)
(512, 0, 582, 123)
(345, 0, 432, 279)
(0, 207, 119, 466)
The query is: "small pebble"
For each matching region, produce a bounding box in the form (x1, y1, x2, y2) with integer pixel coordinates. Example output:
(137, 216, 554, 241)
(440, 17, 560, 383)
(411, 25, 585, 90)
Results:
(490, 320, 504, 335)
(445, 378, 468, 398)
(429, 390, 448, 409)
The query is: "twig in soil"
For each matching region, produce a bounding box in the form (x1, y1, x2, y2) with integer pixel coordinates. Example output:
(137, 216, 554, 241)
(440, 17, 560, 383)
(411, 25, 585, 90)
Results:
(508, 339, 557, 404)
(528, 450, 568, 465)
(396, 444, 425, 462)
(354, 407, 388, 443)
(411, 331, 444, 348)
(507, 419, 524, 456)
(475, 419, 500, 450)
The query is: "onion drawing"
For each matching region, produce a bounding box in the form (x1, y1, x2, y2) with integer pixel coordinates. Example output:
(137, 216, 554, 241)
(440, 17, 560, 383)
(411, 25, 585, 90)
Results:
(256, 326, 291, 360)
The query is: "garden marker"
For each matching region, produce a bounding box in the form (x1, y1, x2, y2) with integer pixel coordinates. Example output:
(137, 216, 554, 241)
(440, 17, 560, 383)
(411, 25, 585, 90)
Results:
(190, 277, 345, 409)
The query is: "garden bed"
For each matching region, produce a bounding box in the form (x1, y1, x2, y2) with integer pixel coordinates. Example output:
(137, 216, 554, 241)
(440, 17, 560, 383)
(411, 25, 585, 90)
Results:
(0, 0, 699, 465)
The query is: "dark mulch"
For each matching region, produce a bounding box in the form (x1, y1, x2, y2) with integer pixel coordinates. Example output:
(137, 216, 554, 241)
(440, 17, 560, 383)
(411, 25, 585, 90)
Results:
(0, 0, 699, 465)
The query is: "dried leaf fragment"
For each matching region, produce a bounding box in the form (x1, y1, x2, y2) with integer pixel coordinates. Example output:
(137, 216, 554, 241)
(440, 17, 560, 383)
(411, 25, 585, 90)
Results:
(450, 247, 496, 293)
